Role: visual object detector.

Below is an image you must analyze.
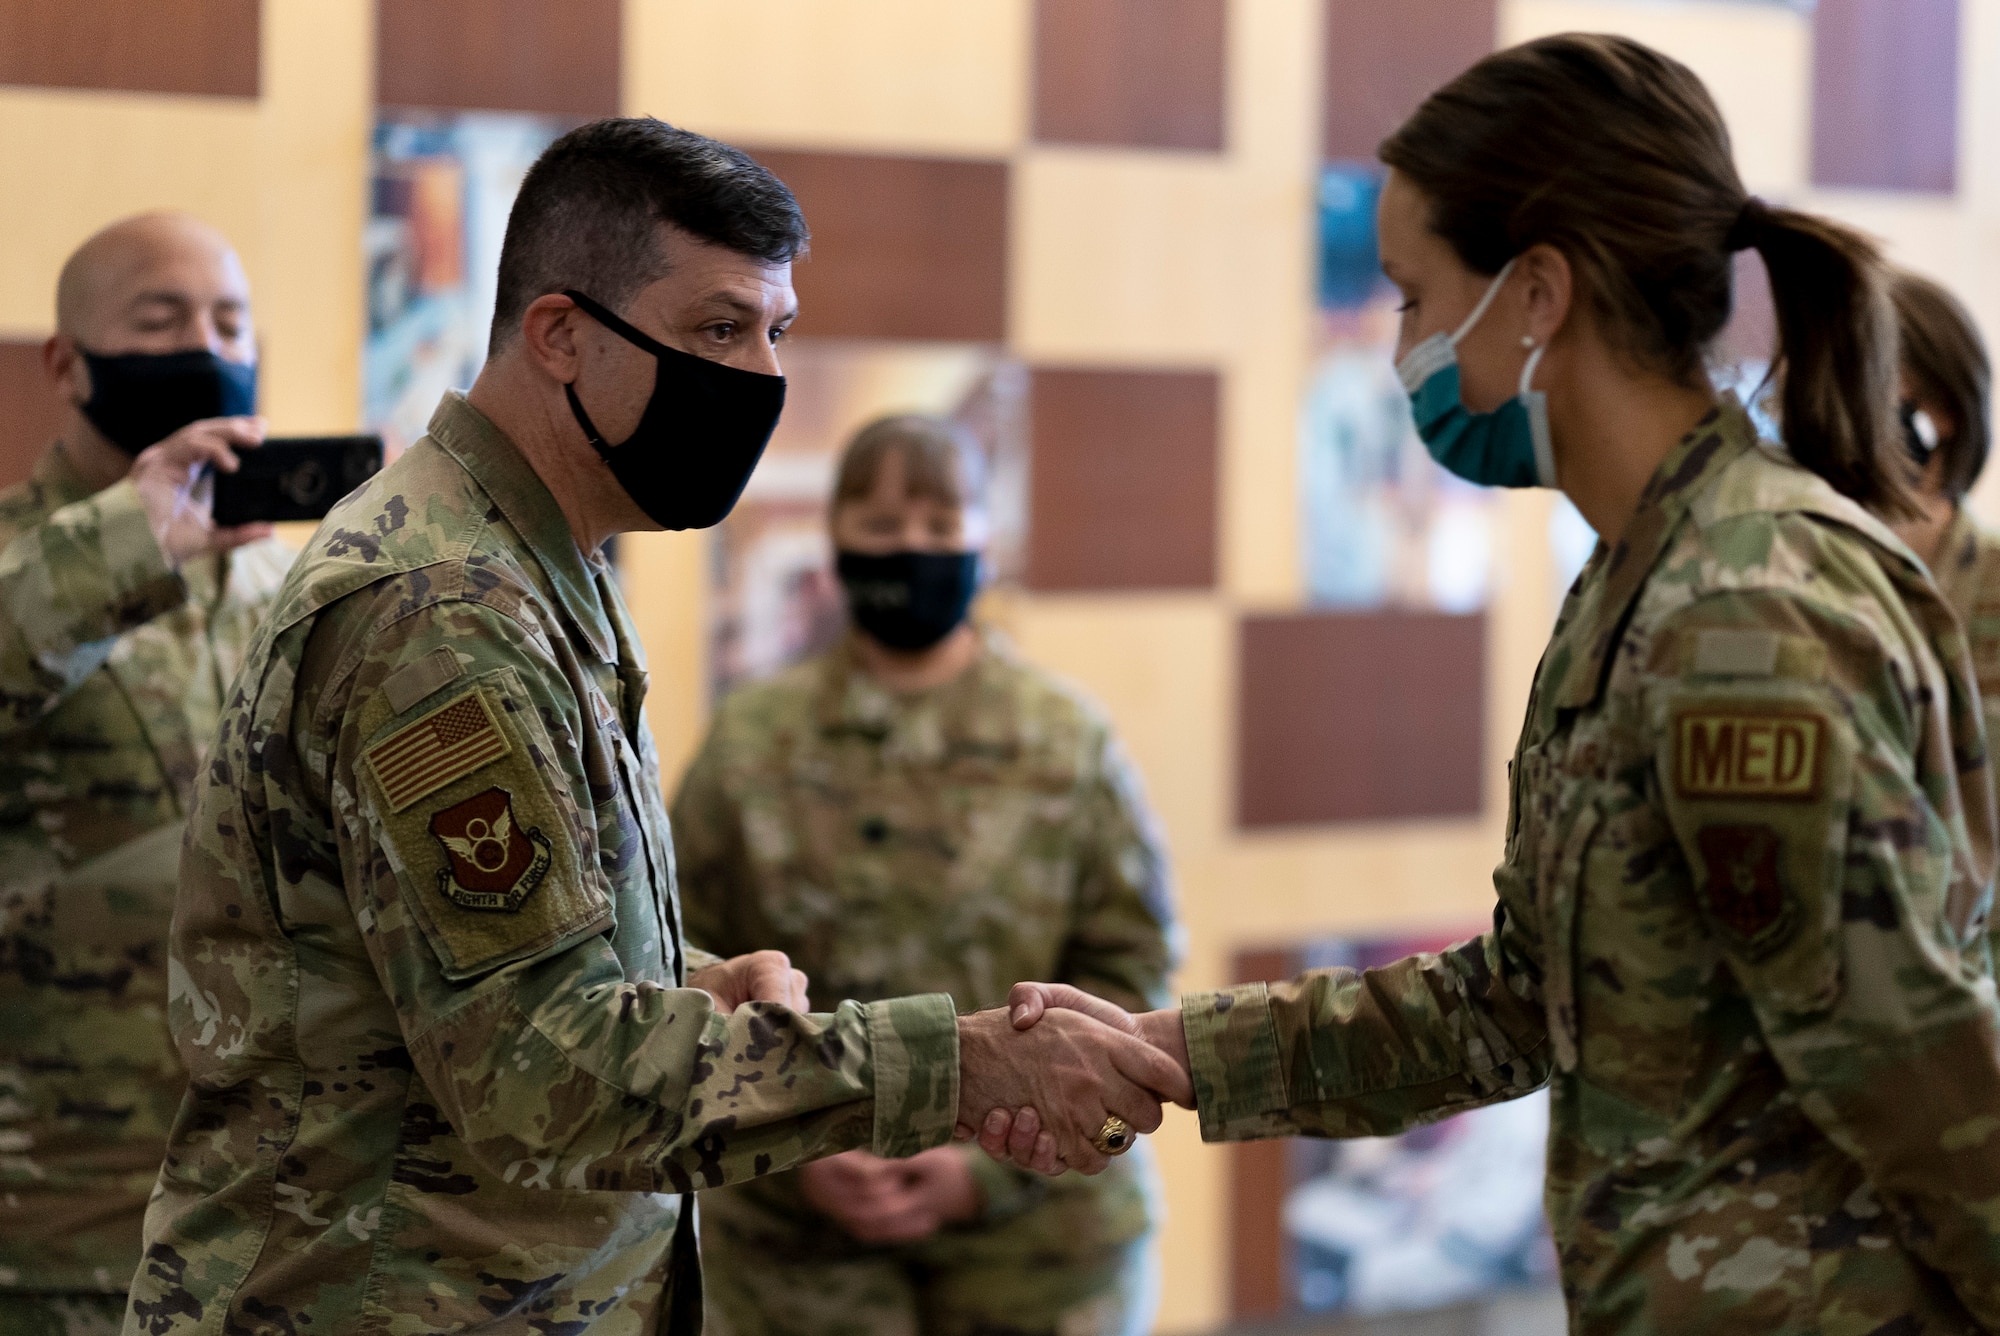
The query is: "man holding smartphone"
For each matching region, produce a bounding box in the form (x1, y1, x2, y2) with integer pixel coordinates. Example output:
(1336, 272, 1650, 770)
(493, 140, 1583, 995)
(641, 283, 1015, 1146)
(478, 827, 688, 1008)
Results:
(0, 211, 292, 1333)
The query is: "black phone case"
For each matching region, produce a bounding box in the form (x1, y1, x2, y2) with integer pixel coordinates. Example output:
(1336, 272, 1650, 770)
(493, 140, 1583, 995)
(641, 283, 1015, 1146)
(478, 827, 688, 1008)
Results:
(212, 435, 384, 525)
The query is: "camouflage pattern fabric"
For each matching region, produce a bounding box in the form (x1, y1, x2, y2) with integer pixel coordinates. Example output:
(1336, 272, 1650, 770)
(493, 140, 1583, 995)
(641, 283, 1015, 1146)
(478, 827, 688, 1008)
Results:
(124, 394, 963, 1336)
(698, 1227, 1156, 1336)
(1928, 507, 2000, 799)
(0, 1290, 128, 1336)
(1182, 399, 2000, 1333)
(672, 634, 1179, 1336)
(0, 443, 289, 1301)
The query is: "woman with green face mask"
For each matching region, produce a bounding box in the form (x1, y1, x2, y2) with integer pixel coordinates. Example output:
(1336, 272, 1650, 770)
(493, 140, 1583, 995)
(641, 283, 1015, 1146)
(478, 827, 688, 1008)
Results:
(671, 415, 1181, 1336)
(997, 33, 2000, 1334)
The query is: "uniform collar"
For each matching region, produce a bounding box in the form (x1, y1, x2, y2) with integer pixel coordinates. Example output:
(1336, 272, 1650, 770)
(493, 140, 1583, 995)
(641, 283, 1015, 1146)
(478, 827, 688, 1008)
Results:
(425, 392, 616, 663)
(1547, 397, 1754, 711)
(813, 626, 1007, 738)
(33, 439, 107, 511)
(1928, 504, 1984, 611)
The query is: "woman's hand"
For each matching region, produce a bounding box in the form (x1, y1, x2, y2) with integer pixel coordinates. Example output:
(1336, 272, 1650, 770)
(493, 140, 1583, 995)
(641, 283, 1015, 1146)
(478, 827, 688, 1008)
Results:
(798, 1147, 981, 1245)
(687, 949, 810, 1013)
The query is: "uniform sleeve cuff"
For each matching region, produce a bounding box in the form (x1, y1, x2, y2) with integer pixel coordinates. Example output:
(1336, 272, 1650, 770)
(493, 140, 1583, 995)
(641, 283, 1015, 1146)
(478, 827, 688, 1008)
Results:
(863, 992, 960, 1159)
(4, 479, 186, 673)
(680, 945, 724, 977)
(87, 478, 183, 611)
(1182, 984, 1289, 1142)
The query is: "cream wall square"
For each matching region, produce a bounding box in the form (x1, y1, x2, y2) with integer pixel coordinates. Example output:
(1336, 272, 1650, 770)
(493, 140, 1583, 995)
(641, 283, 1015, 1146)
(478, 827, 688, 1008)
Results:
(0, 91, 263, 338)
(0, 0, 370, 433)
(1502, 0, 1811, 193)
(625, 0, 1029, 155)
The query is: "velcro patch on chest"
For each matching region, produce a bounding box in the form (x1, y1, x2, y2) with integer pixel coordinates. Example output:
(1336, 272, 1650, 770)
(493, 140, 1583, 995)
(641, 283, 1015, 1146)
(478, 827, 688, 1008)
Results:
(366, 689, 511, 812)
(1672, 706, 1826, 801)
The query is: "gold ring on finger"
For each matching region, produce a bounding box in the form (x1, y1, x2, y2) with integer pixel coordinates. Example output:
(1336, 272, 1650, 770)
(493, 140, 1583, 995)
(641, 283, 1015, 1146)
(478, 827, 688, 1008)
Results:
(1093, 1115, 1133, 1156)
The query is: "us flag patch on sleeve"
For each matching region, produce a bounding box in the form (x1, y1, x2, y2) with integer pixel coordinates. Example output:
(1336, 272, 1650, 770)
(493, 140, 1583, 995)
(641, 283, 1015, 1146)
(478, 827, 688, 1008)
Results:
(366, 689, 511, 812)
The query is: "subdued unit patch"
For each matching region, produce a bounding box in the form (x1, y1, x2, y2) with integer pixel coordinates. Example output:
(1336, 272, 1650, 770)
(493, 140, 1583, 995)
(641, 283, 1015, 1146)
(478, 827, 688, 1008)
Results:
(382, 646, 466, 715)
(1695, 822, 1795, 954)
(366, 689, 510, 812)
(1673, 706, 1825, 801)
(429, 786, 554, 912)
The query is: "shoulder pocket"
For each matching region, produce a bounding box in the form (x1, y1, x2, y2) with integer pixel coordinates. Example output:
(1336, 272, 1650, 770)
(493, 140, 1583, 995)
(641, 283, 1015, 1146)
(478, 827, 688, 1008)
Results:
(361, 667, 611, 979)
(1656, 683, 1854, 1014)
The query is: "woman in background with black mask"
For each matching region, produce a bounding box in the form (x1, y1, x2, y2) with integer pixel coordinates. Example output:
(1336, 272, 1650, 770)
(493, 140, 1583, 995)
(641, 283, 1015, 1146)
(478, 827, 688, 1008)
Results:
(671, 413, 1181, 1336)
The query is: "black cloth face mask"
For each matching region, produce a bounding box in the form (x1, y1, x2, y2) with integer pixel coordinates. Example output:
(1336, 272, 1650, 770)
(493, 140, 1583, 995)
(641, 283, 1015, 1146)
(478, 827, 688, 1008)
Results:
(80, 348, 257, 455)
(836, 550, 981, 651)
(562, 290, 785, 531)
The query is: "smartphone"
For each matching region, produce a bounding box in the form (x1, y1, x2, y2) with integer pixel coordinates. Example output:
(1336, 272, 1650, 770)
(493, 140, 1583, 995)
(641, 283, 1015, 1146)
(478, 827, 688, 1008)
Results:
(212, 435, 384, 526)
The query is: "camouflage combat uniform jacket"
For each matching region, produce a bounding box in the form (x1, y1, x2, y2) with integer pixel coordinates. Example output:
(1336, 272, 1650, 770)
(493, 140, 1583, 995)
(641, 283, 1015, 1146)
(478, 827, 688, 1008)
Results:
(0, 443, 289, 1298)
(1183, 400, 2000, 1333)
(125, 394, 963, 1335)
(673, 631, 1179, 1248)
(1928, 506, 2000, 783)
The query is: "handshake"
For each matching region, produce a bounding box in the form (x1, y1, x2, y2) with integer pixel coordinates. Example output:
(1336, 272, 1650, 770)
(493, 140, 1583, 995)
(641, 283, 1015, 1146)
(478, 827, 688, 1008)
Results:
(954, 982, 1193, 1176)
(690, 955, 1192, 1177)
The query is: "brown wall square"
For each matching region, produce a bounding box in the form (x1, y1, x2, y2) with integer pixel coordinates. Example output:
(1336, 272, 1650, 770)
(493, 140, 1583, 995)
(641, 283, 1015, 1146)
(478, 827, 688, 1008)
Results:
(376, 0, 619, 116)
(0, 341, 64, 491)
(1229, 947, 1299, 1320)
(1811, 0, 1958, 192)
(1320, 0, 1494, 161)
(750, 150, 1009, 342)
(0, 0, 258, 99)
(1025, 367, 1218, 592)
(1237, 610, 1484, 827)
(1032, 0, 1226, 151)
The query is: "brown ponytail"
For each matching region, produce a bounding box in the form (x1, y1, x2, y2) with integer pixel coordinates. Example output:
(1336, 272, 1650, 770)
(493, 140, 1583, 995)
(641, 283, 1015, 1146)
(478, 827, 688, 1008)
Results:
(1737, 203, 1906, 513)
(1380, 33, 1913, 515)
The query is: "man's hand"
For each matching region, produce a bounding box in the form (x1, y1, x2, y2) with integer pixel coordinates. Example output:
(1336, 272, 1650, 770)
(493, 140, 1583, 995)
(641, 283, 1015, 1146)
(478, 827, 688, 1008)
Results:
(688, 949, 810, 1014)
(955, 1001, 1193, 1178)
(129, 416, 271, 566)
(974, 983, 1193, 1171)
(798, 1147, 981, 1245)
(1008, 982, 1191, 1074)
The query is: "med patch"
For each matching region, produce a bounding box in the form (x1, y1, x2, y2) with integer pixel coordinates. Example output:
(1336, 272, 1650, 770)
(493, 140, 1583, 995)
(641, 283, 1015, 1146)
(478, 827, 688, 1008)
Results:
(1658, 684, 1853, 1011)
(1673, 705, 1825, 801)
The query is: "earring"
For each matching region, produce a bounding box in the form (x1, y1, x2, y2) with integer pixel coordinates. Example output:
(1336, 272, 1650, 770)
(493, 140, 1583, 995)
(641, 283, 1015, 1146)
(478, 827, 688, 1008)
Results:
(1521, 335, 1536, 348)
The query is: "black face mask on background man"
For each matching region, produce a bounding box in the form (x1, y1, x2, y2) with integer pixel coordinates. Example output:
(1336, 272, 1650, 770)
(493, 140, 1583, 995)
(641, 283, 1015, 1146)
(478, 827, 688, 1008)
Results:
(836, 549, 981, 652)
(80, 348, 258, 455)
(562, 289, 785, 531)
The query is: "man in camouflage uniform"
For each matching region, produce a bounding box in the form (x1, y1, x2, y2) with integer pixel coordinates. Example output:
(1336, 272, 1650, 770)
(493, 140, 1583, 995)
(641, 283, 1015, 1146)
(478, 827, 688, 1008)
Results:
(124, 120, 1185, 1336)
(0, 214, 290, 1335)
(1012, 399, 2000, 1330)
(674, 415, 1181, 1336)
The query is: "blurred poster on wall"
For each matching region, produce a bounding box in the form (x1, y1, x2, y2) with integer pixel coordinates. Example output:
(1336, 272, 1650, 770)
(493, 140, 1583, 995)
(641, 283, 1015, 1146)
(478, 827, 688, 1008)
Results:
(1257, 931, 1556, 1317)
(365, 113, 571, 452)
(1304, 163, 1494, 613)
(710, 340, 1026, 695)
